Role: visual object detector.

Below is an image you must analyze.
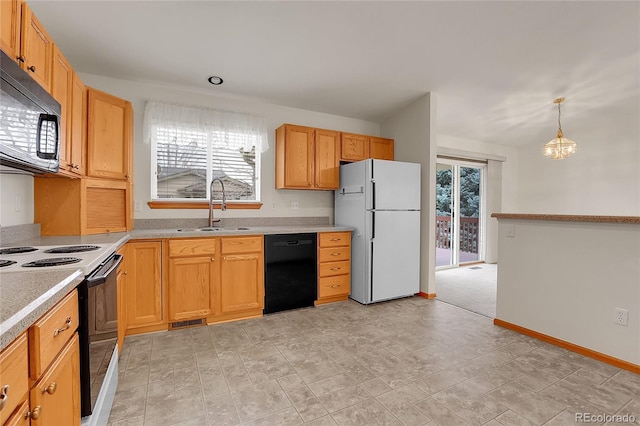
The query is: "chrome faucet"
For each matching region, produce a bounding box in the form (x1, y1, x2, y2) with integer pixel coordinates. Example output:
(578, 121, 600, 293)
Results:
(208, 177, 227, 227)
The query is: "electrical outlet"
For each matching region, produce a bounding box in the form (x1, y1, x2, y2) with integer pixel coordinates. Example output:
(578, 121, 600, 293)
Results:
(614, 308, 629, 326)
(134, 201, 142, 212)
(272, 202, 276, 209)
(505, 224, 515, 238)
(291, 201, 299, 209)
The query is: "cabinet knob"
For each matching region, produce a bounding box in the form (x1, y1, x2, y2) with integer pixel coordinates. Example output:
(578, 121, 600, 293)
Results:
(28, 406, 41, 420)
(16, 56, 25, 63)
(43, 382, 57, 395)
(27, 65, 36, 73)
(0, 384, 9, 410)
(53, 317, 72, 337)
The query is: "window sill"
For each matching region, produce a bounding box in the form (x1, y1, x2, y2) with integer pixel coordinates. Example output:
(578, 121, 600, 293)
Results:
(147, 201, 263, 210)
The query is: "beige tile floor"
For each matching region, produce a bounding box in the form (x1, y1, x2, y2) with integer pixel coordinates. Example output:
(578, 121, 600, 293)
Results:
(107, 298, 639, 426)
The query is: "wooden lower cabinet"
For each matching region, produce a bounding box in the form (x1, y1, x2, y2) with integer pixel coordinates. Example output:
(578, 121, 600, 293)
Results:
(4, 399, 30, 426)
(123, 241, 164, 333)
(116, 245, 126, 353)
(1, 290, 81, 425)
(219, 236, 264, 316)
(29, 334, 80, 426)
(168, 238, 218, 322)
(316, 232, 352, 304)
(0, 333, 29, 425)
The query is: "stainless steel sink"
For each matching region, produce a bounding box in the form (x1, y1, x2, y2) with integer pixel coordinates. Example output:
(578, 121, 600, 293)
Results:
(176, 227, 251, 232)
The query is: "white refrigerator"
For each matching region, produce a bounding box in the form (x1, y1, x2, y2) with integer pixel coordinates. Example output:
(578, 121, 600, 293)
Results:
(335, 159, 421, 304)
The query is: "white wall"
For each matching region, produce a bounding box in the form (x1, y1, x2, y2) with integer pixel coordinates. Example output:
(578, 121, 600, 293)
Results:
(0, 172, 34, 226)
(381, 93, 436, 295)
(516, 120, 640, 216)
(496, 218, 640, 365)
(79, 73, 381, 223)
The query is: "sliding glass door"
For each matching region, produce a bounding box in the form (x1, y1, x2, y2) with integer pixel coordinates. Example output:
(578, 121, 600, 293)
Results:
(436, 159, 485, 268)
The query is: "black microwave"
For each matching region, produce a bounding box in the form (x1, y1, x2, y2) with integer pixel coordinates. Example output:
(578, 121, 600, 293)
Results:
(0, 49, 61, 174)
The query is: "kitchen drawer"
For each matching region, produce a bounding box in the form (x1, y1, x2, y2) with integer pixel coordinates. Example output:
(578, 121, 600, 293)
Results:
(319, 247, 350, 263)
(0, 333, 28, 425)
(319, 232, 351, 248)
(318, 275, 350, 298)
(318, 260, 350, 277)
(29, 289, 79, 379)
(3, 399, 29, 426)
(221, 236, 262, 254)
(169, 238, 216, 257)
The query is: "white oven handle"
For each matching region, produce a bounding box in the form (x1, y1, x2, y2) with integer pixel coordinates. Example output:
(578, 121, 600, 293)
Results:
(86, 253, 122, 287)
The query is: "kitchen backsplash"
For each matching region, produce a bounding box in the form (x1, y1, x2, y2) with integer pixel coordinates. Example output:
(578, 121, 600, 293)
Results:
(133, 216, 330, 230)
(0, 224, 41, 245)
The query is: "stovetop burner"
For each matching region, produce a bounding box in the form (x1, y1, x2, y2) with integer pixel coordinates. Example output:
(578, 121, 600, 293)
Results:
(0, 247, 38, 255)
(44, 245, 101, 254)
(22, 257, 82, 267)
(0, 260, 17, 268)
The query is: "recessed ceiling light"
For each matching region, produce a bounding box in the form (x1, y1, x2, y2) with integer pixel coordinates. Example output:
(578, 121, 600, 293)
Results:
(208, 76, 223, 85)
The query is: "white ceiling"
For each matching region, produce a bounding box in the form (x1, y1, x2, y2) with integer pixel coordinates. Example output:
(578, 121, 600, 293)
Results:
(29, 1, 640, 147)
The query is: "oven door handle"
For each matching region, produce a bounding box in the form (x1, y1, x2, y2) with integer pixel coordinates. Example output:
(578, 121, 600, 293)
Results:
(86, 254, 123, 287)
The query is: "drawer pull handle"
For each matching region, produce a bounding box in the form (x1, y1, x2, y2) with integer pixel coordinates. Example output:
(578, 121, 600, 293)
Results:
(330, 267, 341, 271)
(27, 406, 41, 420)
(43, 382, 57, 395)
(329, 285, 341, 288)
(27, 65, 36, 72)
(54, 317, 72, 336)
(0, 384, 9, 410)
(330, 252, 341, 256)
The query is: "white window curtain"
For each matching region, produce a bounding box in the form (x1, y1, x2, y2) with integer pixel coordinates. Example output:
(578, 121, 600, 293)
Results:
(143, 101, 269, 153)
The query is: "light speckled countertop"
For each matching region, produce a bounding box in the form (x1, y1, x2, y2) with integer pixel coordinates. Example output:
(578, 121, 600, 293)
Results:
(0, 225, 352, 351)
(491, 213, 640, 224)
(128, 224, 353, 239)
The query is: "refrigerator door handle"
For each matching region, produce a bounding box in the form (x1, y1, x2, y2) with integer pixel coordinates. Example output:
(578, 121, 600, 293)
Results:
(371, 179, 376, 210)
(371, 211, 375, 240)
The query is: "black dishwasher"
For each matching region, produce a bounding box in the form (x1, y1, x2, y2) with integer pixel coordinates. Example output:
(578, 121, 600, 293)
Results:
(264, 233, 317, 314)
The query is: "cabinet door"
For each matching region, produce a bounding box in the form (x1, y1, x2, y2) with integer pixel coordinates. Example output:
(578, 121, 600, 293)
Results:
(341, 133, 368, 162)
(87, 88, 132, 180)
(116, 246, 126, 353)
(69, 73, 86, 175)
(276, 125, 314, 188)
(369, 137, 394, 161)
(0, 0, 22, 62)
(0, 333, 28, 425)
(220, 253, 264, 313)
(29, 333, 81, 426)
(314, 129, 340, 189)
(20, 3, 52, 91)
(51, 45, 73, 175)
(169, 256, 217, 321)
(4, 399, 29, 426)
(125, 241, 163, 329)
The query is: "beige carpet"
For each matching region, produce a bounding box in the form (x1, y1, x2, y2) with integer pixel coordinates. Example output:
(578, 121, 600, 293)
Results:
(435, 264, 497, 318)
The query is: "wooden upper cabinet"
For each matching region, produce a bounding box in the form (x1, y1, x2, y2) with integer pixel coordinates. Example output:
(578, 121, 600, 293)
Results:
(69, 73, 86, 175)
(369, 136, 394, 160)
(87, 88, 132, 180)
(275, 124, 340, 190)
(19, 2, 53, 91)
(314, 129, 340, 189)
(340, 133, 369, 162)
(0, 0, 22, 62)
(51, 45, 73, 175)
(276, 124, 314, 188)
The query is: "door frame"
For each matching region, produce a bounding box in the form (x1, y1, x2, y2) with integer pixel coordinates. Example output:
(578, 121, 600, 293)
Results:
(435, 158, 487, 270)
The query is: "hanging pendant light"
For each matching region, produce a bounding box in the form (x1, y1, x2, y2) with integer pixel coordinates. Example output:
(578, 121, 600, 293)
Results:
(543, 97, 577, 159)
